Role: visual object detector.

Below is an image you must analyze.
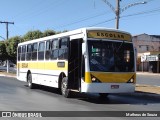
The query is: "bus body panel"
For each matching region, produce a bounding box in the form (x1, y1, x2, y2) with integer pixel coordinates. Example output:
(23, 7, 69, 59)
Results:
(17, 61, 68, 88)
(85, 72, 136, 83)
(17, 27, 136, 95)
(81, 82, 135, 93)
(82, 72, 136, 93)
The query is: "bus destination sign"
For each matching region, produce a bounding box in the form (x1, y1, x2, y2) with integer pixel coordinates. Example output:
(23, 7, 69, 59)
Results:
(87, 30, 131, 41)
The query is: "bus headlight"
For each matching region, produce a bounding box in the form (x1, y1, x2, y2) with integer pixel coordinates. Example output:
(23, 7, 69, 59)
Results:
(91, 75, 101, 83)
(127, 78, 134, 83)
(92, 77, 96, 82)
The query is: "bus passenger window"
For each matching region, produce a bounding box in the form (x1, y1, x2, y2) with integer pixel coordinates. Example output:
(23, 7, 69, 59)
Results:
(59, 38, 68, 59)
(32, 43, 38, 60)
(38, 42, 45, 60)
(21, 45, 26, 61)
(45, 40, 50, 60)
(26, 44, 32, 60)
(18, 46, 21, 61)
(51, 39, 59, 60)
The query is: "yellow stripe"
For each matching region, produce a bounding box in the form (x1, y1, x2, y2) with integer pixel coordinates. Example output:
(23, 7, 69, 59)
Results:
(17, 61, 68, 70)
(85, 72, 92, 83)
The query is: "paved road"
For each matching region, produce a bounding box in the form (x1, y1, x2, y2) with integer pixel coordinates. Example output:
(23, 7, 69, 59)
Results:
(0, 66, 16, 73)
(0, 76, 160, 119)
(136, 73, 160, 86)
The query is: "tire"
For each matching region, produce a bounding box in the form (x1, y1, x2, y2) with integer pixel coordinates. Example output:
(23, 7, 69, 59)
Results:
(27, 73, 35, 89)
(61, 77, 71, 98)
(99, 93, 108, 99)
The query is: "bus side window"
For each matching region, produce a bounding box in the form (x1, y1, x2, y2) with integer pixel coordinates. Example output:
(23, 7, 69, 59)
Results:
(18, 46, 21, 61)
(26, 44, 32, 60)
(38, 42, 45, 60)
(21, 45, 26, 61)
(45, 40, 50, 60)
(59, 38, 68, 59)
(32, 43, 38, 60)
(51, 39, 59, 60)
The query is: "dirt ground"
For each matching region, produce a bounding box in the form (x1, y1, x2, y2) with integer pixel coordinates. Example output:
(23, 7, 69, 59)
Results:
(136, 84, 160, 94)
(0, 71, 16, 77)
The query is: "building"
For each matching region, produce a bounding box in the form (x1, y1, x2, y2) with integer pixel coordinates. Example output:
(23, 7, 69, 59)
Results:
(132, 33, 160, 73)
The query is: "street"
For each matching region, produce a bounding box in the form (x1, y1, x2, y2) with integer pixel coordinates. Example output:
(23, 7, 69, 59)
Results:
(0, 75, 160, 119)
(136, 73, 160, 86)
(0, 66, 16, 73)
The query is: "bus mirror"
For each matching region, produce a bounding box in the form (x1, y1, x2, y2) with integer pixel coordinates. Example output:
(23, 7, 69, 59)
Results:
(84, 52, 87, 58)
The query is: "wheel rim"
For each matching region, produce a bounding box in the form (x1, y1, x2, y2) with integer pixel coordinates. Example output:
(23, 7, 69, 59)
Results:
(61, 80, 67, 95)
(28, 75, 32, 87)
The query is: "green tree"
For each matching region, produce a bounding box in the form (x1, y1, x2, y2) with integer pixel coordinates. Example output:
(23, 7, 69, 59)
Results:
(23, 30, 43, 41)
(0, 41, 7, 61)
(5, 36, 22, 62)
(43, 29, 56, 37)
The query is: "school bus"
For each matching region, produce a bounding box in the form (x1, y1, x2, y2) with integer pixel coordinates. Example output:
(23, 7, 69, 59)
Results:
(17, 27, 136, 98)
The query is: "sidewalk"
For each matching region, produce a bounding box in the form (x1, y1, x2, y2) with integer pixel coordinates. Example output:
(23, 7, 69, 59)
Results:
(136, 84, 160, 94)
(0, 71, 16, 78)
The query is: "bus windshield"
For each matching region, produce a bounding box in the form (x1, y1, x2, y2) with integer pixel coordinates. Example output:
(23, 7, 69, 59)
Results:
(88, 40, 135, 72)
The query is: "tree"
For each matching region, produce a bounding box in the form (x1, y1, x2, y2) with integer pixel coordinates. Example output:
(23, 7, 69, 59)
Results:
(0, 41, 7, 61)
(5, 36, 22, 62)
(23, 30, 43, 41)
(43, 29, 56, 37)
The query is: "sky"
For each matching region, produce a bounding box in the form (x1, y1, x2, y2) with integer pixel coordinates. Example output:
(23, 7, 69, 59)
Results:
(0, 0, 160, 40)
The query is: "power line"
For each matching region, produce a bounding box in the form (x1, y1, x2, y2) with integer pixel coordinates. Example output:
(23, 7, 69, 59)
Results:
(54, 11, 109, 29)
(121, 7, 160, 18)
(90, 7, 160, 26)
(89, 18, 115, 27)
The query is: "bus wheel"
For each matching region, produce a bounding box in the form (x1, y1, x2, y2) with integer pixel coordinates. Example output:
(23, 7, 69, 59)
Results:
(61, 77, 71, 98)
(99, 93, 108, 99)
(27, 73, 35, 89)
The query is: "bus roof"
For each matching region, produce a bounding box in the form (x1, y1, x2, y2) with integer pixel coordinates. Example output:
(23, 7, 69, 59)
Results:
(18, 27, 131, 46)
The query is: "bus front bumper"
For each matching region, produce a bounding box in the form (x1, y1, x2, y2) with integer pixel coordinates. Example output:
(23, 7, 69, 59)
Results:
(81, 83, 135, 93)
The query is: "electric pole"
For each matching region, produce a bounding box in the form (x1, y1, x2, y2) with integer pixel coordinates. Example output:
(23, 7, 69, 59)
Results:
(115, 0, 120, 29)
(0, 21, 14, 73)
(0, 21, 14, 40)
(102, 0, 147, 29)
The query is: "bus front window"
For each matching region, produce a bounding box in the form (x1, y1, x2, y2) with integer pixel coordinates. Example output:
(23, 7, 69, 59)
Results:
(88, 40, 135, 72)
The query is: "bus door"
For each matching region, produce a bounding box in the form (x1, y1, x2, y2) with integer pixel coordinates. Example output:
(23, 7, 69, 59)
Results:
(67, 39, 83, 91)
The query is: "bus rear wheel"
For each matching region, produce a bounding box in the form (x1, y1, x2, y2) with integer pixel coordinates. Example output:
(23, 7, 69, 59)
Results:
(27, 73, 35, 89)
(61, 77, 71, 98)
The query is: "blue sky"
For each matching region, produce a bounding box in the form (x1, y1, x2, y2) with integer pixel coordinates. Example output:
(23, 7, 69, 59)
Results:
(0, 0, 160, 40)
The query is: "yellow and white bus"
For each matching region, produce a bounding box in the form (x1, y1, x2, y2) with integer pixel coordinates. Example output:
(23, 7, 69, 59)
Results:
(17, 27, 136, 98)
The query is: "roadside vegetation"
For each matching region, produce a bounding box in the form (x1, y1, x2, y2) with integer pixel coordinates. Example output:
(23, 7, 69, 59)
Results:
(0, 29, 67, 64)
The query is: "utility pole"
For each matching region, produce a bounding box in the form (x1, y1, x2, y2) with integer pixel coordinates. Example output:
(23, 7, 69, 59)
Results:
(0, 21, 14, 40)
(102, 0, 147, 29)
(115, 0, 120, 29)
(0, 21, 14, 73)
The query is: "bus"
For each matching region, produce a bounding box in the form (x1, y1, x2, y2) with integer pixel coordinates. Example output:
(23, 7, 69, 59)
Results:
(17, 27, 136, 98)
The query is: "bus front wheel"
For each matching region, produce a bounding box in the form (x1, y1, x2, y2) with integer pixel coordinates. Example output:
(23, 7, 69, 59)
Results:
(27, 73, 35, 89)
(61, 77, 71, 98)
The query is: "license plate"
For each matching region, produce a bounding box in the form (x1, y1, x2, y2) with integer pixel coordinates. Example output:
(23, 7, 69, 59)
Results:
(111, 85, 119, 89)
